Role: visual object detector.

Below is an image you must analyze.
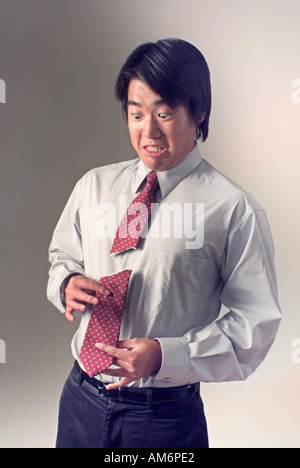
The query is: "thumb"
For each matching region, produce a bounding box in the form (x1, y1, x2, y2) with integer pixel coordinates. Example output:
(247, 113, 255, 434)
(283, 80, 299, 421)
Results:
(106, 377, 133, 391)
(65, 306, 75, 322)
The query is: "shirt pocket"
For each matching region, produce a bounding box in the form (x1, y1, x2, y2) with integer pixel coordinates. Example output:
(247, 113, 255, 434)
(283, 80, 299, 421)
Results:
(145, 250, 221, 335)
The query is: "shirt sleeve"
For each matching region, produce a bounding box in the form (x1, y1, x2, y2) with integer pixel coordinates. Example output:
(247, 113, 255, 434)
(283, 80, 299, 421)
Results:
(47, 179, 86, 313)
(155, 209, 282, 384)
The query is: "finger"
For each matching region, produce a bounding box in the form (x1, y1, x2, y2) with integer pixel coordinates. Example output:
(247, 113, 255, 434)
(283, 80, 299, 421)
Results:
(71, 290, 99, 306)
(65, 306, 75, 322)
(80, 277, 111, 296)
(68, 276, 111, 297)
(95, 342, 132, 362)
(117, 339, 136, 350)
(66, 298, 87, 312)
(99, 365, 134, 389)
(107, 359, 134, 375)
(105, 377, 133, 391)
(97, 284, 111, 296)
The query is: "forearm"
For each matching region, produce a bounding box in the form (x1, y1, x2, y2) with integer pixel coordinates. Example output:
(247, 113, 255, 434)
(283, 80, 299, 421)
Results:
(154, 302, 281, 385)
(47, 178, 86, 312)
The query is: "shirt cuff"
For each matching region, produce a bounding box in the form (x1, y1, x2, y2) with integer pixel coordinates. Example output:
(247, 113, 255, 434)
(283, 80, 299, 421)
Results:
(153, 337, 191, 384)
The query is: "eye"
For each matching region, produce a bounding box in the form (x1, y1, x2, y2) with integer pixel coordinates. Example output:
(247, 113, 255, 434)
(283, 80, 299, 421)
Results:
(132, 113, 142, 120)
(158, 113, 170, 119)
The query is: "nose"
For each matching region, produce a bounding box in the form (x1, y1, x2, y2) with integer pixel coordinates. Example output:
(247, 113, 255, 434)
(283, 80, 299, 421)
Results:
(143, 116, 161, 139)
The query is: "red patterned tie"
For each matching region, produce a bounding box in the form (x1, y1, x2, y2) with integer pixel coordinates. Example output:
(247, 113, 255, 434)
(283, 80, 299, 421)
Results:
(79, 269, 132, 377)
(110, 171, 159, 255)
(79, 172, 159, 377)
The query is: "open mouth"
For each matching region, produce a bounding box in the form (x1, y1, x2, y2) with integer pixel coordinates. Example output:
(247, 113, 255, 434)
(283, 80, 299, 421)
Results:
(144, 146, 167, 157)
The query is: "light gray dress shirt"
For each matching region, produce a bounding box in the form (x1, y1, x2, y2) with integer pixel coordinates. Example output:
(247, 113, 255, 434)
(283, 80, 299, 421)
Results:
(47, 145, 281, 388)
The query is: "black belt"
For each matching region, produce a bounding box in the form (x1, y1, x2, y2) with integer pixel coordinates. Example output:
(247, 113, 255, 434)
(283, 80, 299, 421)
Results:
(75, 361, 199, 406)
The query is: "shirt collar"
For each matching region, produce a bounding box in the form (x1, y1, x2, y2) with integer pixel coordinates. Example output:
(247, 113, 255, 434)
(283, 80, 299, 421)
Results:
(134, 144, 202, 199)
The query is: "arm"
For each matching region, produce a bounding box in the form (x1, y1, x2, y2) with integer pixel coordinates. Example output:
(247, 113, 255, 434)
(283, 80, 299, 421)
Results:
(155, 209, 282, 383)
(96, 210, 281, 388)
(94, 209, 281, 388)
(47, 180, 86, 313)
(47, 180, 110, 318)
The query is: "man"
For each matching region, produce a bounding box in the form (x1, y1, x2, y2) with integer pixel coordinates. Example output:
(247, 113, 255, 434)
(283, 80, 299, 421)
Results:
(47, 38, 281, 448)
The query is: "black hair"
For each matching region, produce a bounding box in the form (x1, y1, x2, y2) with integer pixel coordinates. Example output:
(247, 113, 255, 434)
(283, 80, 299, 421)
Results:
(115, 38, 211, 142)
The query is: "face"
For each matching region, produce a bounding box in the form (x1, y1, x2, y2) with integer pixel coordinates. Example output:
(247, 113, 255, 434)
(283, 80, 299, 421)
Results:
(127, 79, 198, 171)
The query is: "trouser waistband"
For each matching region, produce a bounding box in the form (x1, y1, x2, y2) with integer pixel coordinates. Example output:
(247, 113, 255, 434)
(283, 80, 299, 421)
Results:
(74, 361, 200, 406)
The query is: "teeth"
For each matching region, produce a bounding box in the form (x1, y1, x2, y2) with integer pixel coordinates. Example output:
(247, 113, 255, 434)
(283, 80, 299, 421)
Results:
(146, 146, 164, 152)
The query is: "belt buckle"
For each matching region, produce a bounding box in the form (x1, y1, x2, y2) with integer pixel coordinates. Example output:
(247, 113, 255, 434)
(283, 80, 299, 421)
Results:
(98, 382, 120, 400)
(97, 381, 110, 398)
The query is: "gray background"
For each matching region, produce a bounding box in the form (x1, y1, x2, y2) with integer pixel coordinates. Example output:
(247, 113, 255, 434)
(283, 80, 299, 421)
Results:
(0, 0, 299, 448)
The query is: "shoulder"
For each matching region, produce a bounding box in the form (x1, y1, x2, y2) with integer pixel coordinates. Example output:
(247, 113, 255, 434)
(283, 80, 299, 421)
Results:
(68, 158, 140, 204)
(80, 158, 139, 184)
(73, 158, 140, 197)
(196, 158, 268, 240)
(198, 158, 264, 212)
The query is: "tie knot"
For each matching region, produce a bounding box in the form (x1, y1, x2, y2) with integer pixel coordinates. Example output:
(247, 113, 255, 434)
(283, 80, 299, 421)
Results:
(146, 171, 159, 190)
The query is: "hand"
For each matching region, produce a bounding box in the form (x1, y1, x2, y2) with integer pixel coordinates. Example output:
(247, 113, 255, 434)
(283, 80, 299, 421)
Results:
(65, 275, 111, 322)
(95, 338, 162, 390)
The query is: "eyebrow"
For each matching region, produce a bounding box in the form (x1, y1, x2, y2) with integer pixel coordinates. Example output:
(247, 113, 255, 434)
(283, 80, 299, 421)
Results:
(127, 99, 167, 107)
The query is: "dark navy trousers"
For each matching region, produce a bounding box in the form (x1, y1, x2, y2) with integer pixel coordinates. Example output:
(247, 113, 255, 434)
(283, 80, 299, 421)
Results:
(56, 364, 209, 449)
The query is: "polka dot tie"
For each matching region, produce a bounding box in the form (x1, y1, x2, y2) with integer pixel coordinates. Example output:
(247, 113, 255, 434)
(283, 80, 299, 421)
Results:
(79, 172, 159, 378)
(79, 269, 132, 377)
(110, 171, 159, 255)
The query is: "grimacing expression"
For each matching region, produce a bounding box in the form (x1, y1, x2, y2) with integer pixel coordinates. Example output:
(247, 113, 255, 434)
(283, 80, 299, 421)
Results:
(127, 79, 198, 172)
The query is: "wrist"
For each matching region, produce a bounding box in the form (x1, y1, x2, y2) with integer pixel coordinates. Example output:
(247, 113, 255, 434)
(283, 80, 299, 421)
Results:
(64, 273, 82, 290)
